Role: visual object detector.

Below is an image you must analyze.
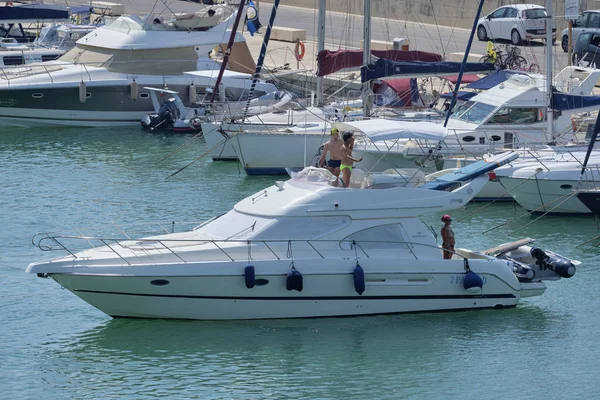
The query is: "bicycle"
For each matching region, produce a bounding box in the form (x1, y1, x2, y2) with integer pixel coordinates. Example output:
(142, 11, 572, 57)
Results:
(479, 43, 540, 73)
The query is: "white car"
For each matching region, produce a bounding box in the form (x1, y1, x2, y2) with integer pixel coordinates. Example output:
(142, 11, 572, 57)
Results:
(560, 10, 600, 52)
(476, 4, 556, 45)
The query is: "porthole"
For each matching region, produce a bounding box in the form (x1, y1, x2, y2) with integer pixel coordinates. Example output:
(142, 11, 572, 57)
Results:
(140, 93, 149, 99)
(255, 279, 269, 286)
(491, 135, 502, 141)
(560, 184, 573, 190)
(86, 92, 92, 98)
(462, 136, 475, 142)
(150, 279, 170, 286)
(32, 93, 43, 98)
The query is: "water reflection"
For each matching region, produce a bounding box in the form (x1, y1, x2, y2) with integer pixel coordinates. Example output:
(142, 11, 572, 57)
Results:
(29, 307, 570, 399)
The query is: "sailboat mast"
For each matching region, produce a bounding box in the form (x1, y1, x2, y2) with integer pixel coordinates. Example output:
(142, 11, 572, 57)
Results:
(546, 0, 554, 140)
(209, 1, 247, 104)
(362, 0, 371, 117)
(242, 0, 282, 118)
(443, 0, 485, 127)
(315, 0, 326, 106)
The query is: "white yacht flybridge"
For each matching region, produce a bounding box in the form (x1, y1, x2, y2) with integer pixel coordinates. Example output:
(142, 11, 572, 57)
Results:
(27, 151, 578, 320)
(0, 3, 270, 128)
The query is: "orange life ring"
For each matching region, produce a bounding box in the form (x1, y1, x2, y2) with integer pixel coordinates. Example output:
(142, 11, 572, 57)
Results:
(294, 40, 305, 61)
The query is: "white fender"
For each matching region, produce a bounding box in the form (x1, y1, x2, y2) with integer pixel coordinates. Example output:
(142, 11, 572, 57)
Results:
(188, 83, 197, 103)
(79, 81, 86, 103)
(130, 79, 138, 100)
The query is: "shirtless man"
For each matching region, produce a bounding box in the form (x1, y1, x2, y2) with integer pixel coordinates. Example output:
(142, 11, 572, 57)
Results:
(340, 132, 363, 188)
(441, 214, 455, 260)
(319, 127, 344, 186)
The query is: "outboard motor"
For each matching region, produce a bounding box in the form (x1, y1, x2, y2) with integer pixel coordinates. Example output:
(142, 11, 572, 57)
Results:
(141, 98, 180, 132)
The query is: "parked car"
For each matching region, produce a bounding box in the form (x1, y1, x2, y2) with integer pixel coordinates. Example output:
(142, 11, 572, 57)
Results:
(561, 10, 600, 52)
(572, 31, 600, 67)
(476, 4, 556, 45)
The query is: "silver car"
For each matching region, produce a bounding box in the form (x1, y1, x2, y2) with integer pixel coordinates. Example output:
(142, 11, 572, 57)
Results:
(561, 10, 600, 52)
(476, 4, 556, 45)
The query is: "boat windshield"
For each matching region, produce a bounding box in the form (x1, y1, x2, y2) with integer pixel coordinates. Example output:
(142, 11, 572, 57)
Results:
(451, 101, 496, 124)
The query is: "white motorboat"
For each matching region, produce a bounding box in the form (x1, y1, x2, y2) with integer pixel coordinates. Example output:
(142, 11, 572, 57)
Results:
(495, 150, 600, 214)
(139, 74, 285, 133)
(0, 24, 98, 67)
(356, 67, 600, 166)
(0, 4, 265, 128)
(26, 151, 578, 320)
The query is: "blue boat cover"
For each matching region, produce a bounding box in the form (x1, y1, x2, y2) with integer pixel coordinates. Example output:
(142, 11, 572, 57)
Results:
(465, 70, 525, 90)
(421, 152, 519, 191)
(440, 91, 477, 101)
(361, 59, 495, 82)
(0, 3, 69, 22)
(552, 93, 600, 111)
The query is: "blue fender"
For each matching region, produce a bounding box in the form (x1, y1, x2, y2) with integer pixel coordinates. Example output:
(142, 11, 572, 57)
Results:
(245, 265, 255, 289)
(353, 264, 365, 295)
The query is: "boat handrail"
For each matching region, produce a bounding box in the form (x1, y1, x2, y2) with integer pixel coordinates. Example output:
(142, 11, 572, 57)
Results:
(32, 234, 463, 265)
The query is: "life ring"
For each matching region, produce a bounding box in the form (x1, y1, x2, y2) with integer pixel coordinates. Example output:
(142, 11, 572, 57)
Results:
(294, 40, 305, 62)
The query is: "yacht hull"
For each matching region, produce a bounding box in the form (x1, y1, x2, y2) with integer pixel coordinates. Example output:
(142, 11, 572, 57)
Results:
(48, 260, 524, 320)
(235, 131, 330, 175)
(0, 108, 148, 127)
(497, 177, 592, 214)
(0, 84, 186, 128)
(202, 122, 240, 161)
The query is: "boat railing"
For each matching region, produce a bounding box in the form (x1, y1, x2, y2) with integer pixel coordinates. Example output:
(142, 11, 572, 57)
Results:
(32, 231, 457, 265)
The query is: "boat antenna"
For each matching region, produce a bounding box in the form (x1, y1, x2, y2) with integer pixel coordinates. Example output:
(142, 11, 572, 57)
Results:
(443, 0, 485, 128)
(242, 0, 283, 118)
(209, 0, 247, 104)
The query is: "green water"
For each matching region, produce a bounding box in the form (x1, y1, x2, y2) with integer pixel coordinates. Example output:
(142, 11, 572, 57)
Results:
(2, 128, 599, 399)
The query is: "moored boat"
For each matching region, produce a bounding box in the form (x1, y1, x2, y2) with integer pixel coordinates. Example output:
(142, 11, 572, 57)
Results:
(26, 151, 578, 320)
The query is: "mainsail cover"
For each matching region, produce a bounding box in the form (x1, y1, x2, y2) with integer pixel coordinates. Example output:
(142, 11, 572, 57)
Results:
(552, 93, 600, 111)
(361, 59, 495, 82)
(317, 49, 442, 77)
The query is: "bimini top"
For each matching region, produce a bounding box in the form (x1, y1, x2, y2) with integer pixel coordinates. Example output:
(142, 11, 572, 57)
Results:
(333, 119, 447, 142)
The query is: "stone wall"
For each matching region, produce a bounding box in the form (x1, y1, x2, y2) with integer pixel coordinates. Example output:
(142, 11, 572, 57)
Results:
(267, 0, 569, 33)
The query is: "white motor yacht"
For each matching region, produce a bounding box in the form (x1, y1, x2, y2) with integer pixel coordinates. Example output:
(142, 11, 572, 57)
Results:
(355, 67, 600, 168)
(27, 151, 578, 320)
(0, 24, 98, 67)
(0, 4, 269, 128)
(495, 150, 600, 214)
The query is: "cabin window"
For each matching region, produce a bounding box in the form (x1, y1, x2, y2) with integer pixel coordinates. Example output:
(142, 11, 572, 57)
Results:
(462, 136, 476, 142)
(32, 93, 43, 99)
(140, 93, 150, 99)
(86, 92, 92, 98)
(344, 224, 409, 250)
(3, 55, 24, 66)
(451, 101, 495, 124)
(491, 135, 502, 141)
(486, 108, 541, 124)
(41, 54, 61, 62)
